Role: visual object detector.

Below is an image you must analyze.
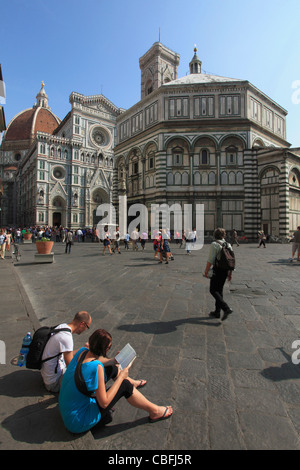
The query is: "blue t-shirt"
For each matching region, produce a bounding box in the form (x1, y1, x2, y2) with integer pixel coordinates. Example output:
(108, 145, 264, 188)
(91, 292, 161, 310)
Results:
(58, 347, 105, 433)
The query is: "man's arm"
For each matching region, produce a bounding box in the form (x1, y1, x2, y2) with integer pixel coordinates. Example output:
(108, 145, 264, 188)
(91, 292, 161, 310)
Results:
(204, 261, 212, 278)
(63, 349, 78, 366)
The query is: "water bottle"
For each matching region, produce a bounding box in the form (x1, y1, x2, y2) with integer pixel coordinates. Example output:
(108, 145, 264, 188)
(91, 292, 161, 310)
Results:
(17, 332, 32, 367)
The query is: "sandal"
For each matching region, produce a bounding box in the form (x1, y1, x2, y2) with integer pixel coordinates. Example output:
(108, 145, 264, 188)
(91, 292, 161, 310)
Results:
(148, 406, 173, 423)
(136, 380, 147, 389)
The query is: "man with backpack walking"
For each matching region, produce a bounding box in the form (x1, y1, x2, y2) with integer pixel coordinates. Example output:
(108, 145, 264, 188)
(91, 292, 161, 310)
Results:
(34, 311, 92, 393)
(204, 228, 234, 321)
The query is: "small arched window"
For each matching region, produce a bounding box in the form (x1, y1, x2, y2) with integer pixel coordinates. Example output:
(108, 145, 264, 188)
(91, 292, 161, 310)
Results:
(200, 149, 208, 165)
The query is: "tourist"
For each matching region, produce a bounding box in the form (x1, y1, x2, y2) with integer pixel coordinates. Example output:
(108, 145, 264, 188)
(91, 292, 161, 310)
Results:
(159, 229, 171, 264)
(258, 230, 266, 248)
(290, 226, 300, 262)
(41, 311, 92, 393)
(0, 229, 7, 259)
(65, 229, 73, 254)
(58, 328, 173, 433)
(102, 225, 112, 255)
(204, 228, 233, 321)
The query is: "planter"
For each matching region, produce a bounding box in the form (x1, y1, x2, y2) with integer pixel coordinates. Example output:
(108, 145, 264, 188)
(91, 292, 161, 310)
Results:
(36, 241, 54, 255)
(24, 233, 32, 240)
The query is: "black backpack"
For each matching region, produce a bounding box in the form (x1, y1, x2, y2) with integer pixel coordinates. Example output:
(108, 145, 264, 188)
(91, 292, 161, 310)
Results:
(215, 241, 235, 271)
(26, 325, 71, 370)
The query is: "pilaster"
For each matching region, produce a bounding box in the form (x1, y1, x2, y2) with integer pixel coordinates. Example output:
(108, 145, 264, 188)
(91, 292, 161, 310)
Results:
(278, 156, 290, 236)
(243, 149, 260, 240)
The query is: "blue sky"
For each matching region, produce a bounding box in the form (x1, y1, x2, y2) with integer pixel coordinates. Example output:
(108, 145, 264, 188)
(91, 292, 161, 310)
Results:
(1, 0, 300, 146)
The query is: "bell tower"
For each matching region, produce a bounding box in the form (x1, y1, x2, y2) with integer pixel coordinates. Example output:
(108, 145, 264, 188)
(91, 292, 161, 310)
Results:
(139, 42, 180, 100)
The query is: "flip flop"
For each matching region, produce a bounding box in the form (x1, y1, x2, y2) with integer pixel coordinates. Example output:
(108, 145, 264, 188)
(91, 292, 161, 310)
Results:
(136, 380, 147, 389)
(148, 406, 173, 423)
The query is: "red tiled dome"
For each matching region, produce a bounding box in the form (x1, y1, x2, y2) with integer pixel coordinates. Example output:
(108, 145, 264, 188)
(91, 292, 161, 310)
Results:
(4, 106, 60, 142)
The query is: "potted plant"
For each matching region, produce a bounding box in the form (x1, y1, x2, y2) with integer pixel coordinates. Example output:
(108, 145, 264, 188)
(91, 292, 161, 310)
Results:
(23, 229, 32, 241)
(35, 237, 54, 255)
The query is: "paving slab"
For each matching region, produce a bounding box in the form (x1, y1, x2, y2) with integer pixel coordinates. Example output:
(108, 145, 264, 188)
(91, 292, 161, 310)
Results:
(1, 241, 300, 450)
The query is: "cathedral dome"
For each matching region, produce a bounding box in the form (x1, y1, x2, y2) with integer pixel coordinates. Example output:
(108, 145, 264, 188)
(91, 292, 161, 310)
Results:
(1, 82, 60, 150)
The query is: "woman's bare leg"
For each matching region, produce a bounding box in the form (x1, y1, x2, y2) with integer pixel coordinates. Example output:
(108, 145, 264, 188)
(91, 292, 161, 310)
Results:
(126, 387, 173, 420)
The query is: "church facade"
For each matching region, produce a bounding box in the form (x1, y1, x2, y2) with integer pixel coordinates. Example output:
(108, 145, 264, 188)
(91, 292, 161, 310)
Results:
(0, 83, 122, 228)
(0, 42, 300, 238)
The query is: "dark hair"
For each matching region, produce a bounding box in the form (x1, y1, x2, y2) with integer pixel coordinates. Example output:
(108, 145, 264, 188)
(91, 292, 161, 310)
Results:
(89, 329, 112, 357)
(214, 228, 226, 240)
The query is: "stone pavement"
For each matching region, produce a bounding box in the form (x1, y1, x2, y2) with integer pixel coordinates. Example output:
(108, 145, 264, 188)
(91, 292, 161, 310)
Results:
(1, 239, 300, 450)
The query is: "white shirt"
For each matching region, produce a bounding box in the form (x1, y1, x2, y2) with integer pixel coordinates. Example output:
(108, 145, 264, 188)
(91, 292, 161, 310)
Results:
(131, 230, 139, 240)
(41, 323, 73, 386)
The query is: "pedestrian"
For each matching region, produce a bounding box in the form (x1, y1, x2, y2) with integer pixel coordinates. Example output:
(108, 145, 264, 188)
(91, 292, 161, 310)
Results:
(102, 225, 112, 255)
(124, 231, 130, 250)
(16, 228, 22, 244)
(204, 228, 233, 321)
(192, 228, 197, 248)
(77, 228, 82, 242)
(140, 230, 148, 250)
(290, 226, 300, 262)
(258, 230, 266, 248)
(159, 229, 171, 264)
(0, 229, 7, 259)
(231, 229, 239, 246)
(58, 328, 173, 434)
(153, 230, 161, 259)
(113, 226, 121, 254)
(65, 229, 73, 254)
(41, 311, 92, 393)
(131, 228, 139, 251)
(5, 229, 13, 255)
(186, 229, 193, 254)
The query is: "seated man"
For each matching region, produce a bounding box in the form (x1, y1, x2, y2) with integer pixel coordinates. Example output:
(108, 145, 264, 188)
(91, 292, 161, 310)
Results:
(41, 311, 92, 393)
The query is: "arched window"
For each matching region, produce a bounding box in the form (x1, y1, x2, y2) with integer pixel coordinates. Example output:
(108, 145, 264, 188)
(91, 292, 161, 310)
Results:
(200, 149, 208, 165)
(202, 172, 208, 185)
(221, 172, 228, 185)
(194, 172, 201, 185)
(236, 172, 243, 185)
(229, 172, 236, 185)
(182, 172, 189, 185)
(167, 173, 174, 185)
(175, 172, 181, 185)
(172, 147, 183, 166)
(209, 172, 216, 185)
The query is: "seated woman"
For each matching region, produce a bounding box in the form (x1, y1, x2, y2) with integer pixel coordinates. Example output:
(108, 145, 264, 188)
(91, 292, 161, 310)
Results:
(58, 329, 173, 434)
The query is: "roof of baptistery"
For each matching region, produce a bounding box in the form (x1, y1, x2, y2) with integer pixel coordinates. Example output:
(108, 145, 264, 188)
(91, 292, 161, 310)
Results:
(1, 82, 60, 150)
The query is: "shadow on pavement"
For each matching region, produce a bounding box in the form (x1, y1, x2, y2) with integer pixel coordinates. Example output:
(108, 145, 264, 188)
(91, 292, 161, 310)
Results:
(92, 416, 148, 440)
(261, 348, 300, 382)
(118, 317, 220, 334)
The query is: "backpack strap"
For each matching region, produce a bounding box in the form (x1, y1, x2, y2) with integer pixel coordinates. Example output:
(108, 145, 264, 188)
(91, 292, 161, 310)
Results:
(214, 240, 224, 263)
(74, 349, 97, 398)
(40, 327, 72, 373)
